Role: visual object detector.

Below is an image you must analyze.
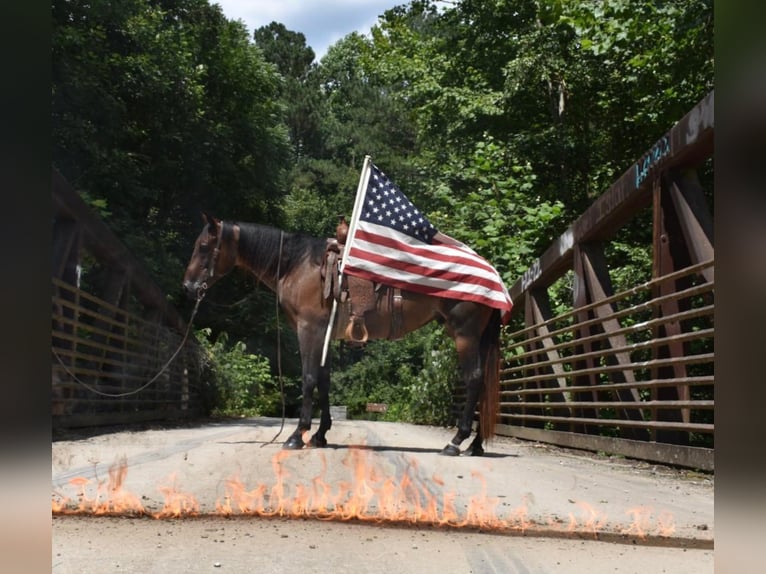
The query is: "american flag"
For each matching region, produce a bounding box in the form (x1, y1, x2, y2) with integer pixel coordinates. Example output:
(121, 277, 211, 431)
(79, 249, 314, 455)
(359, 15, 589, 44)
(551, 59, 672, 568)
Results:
(342, 163, 513, 319)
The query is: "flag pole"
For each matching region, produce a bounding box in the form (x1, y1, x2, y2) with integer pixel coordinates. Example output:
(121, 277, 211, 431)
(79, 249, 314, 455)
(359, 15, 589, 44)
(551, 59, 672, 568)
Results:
(320, 155, 372, 366)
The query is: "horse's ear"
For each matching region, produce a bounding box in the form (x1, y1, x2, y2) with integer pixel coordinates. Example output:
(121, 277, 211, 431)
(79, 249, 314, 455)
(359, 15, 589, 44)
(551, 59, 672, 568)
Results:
(201, 211, 220, 234)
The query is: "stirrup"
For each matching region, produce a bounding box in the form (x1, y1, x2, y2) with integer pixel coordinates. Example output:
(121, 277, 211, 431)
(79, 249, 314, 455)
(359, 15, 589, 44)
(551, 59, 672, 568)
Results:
(344, 316, 368, 344)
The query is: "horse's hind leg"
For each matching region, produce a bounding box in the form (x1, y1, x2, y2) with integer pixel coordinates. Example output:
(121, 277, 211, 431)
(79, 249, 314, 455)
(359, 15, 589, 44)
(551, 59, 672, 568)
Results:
(441, 336, 483, 456)
(466, 423, 485, 456)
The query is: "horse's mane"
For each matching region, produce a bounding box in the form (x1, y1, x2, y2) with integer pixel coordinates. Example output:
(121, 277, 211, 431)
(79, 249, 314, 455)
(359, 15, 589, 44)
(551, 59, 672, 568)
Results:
(234, 222, 327, 279)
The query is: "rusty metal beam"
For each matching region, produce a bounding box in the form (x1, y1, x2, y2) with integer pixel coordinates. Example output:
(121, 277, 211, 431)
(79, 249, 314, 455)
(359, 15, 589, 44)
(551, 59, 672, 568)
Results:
(510, 90, 714, 303)
(52, 168, 186, 332)
(496, 424, 713, 471)
(668, 169, 714, 282)
(526, 290, 569, 396)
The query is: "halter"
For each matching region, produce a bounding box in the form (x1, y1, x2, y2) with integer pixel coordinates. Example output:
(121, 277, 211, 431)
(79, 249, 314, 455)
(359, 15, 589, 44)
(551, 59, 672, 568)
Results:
(199, 220, 226, 298)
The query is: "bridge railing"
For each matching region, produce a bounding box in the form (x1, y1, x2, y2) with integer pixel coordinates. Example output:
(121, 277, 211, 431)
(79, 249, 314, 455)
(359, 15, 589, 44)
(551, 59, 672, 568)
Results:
(496, 91, 714, 471)
(52, 169, 204, 428)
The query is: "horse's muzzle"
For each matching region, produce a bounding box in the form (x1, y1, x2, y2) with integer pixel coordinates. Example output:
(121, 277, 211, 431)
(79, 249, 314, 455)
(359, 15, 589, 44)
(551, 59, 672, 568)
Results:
(182, 280, 202, 300)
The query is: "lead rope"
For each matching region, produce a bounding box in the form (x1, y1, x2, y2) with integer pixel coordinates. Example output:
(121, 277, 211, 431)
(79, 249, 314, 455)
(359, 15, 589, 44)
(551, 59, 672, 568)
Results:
(262, 230, 286, 447)
(52, 290, 205, 398)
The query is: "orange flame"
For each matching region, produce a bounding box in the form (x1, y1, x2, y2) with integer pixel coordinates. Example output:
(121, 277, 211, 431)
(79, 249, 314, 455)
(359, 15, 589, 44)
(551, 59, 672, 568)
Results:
(566, 500, 609, 538)
(51, 457, 144, 516)
(621, 506, 675, 538)
(53, 449, 677, 539)
(153, 472, 199, 518)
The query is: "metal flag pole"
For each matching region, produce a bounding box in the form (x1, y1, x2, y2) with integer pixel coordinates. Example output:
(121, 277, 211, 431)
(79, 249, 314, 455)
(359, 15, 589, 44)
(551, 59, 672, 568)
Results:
(320, 155, 373, 366)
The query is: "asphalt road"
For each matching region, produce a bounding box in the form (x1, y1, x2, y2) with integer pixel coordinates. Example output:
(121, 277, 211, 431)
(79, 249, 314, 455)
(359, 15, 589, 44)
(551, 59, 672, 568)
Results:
(52, 417, 713, 573)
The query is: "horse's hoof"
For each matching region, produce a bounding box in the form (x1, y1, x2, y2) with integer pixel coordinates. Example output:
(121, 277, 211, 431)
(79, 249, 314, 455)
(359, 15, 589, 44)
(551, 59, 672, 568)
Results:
(282, 436, 305, 450)
(440, 444, 461, 456)
(468, 445, 485, 457)
(308, 435, 328, 448)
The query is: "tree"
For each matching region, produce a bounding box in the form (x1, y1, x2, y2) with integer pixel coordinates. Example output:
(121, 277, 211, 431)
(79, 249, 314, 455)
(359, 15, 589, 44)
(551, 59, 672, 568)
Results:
(254, 22, 326, 161)
(52, 0, 290, 299)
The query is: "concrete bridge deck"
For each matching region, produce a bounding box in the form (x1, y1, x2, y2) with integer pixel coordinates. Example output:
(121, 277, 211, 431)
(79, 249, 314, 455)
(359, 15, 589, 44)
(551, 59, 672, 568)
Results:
(52, 417, 713, 573)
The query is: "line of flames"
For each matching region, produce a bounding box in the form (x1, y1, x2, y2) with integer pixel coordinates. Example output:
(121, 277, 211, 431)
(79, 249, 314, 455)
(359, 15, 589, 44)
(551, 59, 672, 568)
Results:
(52, 449, 675, 539)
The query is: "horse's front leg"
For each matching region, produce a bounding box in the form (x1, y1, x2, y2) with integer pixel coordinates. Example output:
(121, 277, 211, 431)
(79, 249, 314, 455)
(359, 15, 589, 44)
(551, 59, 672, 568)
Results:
(283, 325, 327, 450)
(308, 365, 331, 448)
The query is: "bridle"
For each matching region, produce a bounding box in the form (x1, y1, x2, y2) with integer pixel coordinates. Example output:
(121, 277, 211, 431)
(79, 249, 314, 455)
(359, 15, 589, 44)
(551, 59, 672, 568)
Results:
(198, 220, 226, 299)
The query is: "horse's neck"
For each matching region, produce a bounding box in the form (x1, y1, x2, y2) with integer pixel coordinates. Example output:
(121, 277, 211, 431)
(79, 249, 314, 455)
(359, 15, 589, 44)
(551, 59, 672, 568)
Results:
(235, 223, 285, 292)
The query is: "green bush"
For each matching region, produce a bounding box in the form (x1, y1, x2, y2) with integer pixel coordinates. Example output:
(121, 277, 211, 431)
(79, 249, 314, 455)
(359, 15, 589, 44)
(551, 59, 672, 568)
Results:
(330, 324, 459, 426)
(195, 328, 281, 417)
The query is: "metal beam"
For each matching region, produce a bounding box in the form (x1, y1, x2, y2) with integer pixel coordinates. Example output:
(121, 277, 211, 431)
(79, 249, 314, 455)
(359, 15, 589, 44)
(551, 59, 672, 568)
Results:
(510, 90, 714, 303)
(497, 424, 713, 471)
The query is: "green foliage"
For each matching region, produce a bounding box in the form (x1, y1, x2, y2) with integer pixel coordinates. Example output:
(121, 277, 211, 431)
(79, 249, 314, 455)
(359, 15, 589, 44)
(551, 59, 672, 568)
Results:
(52, 0, 290, 299)
(195, 328, 281, 417)
(398, 327, 459, 426)
(52, 0, 713, 431)
(331, 324, 458, 426)
(429, 135, 564, 284)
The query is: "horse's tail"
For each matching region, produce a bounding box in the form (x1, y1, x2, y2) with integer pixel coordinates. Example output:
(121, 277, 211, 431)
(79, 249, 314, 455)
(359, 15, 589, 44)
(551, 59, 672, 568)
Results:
(479, 308, 502, 442)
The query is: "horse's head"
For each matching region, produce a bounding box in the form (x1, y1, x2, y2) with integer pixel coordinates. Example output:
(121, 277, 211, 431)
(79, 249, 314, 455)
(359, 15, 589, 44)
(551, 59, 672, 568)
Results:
(182, 213, 238, 299)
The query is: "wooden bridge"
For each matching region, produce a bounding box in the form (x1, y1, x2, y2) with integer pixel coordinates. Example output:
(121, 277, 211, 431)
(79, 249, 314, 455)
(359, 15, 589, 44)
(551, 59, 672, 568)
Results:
(52, 92, 714, 470)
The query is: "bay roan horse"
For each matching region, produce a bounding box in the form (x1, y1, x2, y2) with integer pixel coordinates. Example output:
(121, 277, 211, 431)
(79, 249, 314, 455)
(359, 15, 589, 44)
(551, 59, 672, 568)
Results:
(182, 213, 501, 456)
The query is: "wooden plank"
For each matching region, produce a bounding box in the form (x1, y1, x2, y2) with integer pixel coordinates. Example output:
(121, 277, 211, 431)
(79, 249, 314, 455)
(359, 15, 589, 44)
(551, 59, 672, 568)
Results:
(504, 351, 713, 385)
(509, 259, 713, 343)
(501, 375, 713, 396)
(53, 347, 148, 370)
(505, 300, 713, 367)
(54, 279, 151, 327)
(503, 326, 713, 373)
(366, 403, 388, 413)
(499, 413, 713, 433)
(501, 400, 713, 409)
(496, 424, 713, 471)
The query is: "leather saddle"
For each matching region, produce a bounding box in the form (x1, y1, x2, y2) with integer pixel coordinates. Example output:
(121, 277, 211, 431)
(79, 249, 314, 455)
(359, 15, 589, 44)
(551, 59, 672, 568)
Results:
(320, 218, 403, 344)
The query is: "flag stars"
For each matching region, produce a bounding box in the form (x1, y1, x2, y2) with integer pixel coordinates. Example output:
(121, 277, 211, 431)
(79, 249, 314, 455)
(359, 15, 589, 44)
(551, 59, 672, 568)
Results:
(360, 165, 440, 243)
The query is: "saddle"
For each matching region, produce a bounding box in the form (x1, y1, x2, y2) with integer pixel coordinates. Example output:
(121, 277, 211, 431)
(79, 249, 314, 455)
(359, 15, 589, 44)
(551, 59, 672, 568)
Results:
(320, 216, 403, 345)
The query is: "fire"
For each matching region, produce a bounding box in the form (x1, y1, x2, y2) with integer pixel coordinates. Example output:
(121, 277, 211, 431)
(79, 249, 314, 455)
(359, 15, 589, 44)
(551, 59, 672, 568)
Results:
(52, 457, 198, 518)
(154, 473, 199, 518)
(52, 448, 677, 540)
(566, 501, 609, 538)
(51, 457, 144, 516)
(621, 506, 676, 539)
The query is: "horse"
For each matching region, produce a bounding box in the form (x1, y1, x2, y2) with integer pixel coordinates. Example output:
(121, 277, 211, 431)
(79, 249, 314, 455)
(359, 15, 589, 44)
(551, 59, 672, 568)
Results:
(182, 213, 502, 456)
